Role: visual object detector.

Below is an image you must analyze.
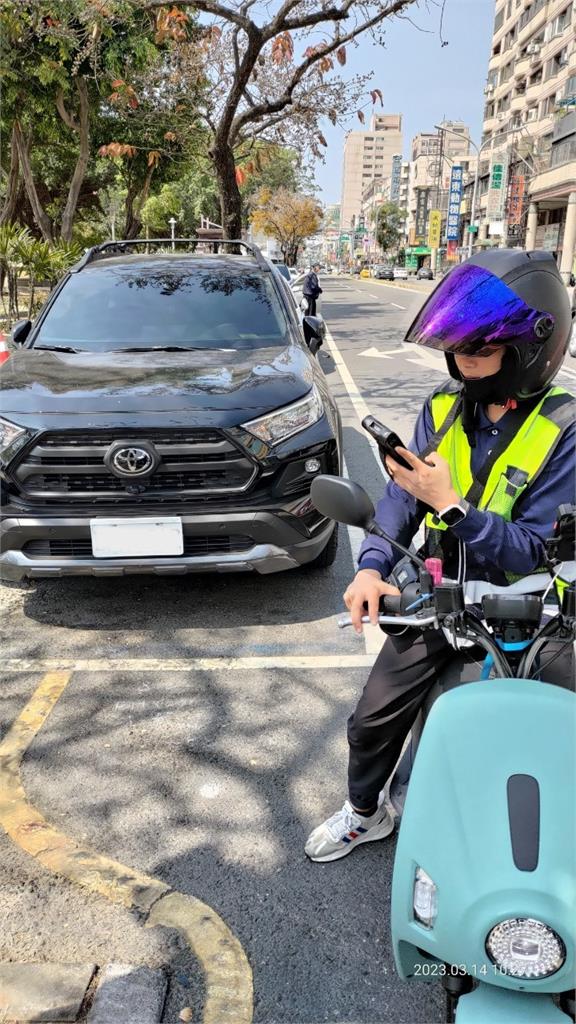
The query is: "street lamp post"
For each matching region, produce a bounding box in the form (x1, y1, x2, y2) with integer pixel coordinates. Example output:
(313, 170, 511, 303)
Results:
(434, 123, 534, 258)
(168, 217, 177, 250)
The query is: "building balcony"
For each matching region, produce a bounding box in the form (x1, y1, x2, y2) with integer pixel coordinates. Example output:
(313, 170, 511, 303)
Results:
(526, 80, 543, 103)
(483, 114, 498, 133)
(511, 91, 528, 112)
(515, 54, 531, 77)
(518, 2, 548, 45)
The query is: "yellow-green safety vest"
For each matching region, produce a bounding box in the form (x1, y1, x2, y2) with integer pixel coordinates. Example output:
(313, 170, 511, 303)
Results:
(424, 385, 574, 560)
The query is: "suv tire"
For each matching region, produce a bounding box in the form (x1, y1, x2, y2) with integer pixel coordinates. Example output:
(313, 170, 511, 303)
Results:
(305, 524, 338, 570)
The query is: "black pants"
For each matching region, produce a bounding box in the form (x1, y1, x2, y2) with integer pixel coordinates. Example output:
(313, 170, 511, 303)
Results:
(304, 295, 317, 316)
(347, 629, 575, 811)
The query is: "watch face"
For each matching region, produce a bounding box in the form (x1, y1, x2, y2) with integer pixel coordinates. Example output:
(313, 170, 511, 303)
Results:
(441, 505, 466, 527)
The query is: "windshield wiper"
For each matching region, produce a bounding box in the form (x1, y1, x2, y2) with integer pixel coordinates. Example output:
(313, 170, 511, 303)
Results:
(34, 345, 85, 353)
(117, 345, 199, 352)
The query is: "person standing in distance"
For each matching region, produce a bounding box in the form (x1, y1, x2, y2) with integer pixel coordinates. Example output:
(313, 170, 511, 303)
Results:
(302, 263, 323, 316)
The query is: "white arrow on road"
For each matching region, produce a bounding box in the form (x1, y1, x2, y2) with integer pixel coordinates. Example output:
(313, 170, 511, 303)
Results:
(359, 346, 408, 359)
(360, 345, 445, 372)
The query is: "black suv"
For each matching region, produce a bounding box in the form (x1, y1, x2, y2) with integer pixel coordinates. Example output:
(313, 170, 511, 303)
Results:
(0, 240, 341, 580)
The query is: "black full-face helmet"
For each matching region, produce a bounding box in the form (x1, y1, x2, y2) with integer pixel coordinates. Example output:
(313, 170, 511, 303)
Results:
(404, 249, 572, 403)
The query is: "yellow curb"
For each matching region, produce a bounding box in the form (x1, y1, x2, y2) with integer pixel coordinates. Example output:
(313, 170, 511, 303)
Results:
(0, 671, 253, 1023)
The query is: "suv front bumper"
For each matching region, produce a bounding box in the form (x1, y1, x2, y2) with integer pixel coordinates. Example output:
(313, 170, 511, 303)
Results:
(0, 511, 334, 580)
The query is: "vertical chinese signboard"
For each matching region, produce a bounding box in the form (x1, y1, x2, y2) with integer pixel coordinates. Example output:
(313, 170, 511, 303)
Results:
(427, 209, 442, 249)
(415, 188, 430, 242)
(446, 166, 463, 242)
(486, 152, 509, 221)
(390, 155, 402, 204)
(506, 173, 527, 246)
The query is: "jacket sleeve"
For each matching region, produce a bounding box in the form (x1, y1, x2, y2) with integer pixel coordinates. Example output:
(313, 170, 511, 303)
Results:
(358, 402, 433, 578)
(450, 420, 576, 574)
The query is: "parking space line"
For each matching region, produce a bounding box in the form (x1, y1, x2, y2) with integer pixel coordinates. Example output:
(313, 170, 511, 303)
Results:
(323, 326, 386, 479)
(0, 670, 253, 1023)
(3, 655, 375, 672)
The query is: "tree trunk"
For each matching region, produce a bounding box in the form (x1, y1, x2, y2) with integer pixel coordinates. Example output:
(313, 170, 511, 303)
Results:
(123, 165, 156, 239)
(13, 121, 53, 243)
(211, 142, 243, 239)
(59, 78, 90, 243)
(0, 124, 21, 226)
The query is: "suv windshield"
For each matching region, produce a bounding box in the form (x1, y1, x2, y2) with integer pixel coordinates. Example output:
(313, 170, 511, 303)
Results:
(34, 264, 290, 351)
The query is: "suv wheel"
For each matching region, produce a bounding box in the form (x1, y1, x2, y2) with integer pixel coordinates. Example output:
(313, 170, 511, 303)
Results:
(304, 524, 338, 570)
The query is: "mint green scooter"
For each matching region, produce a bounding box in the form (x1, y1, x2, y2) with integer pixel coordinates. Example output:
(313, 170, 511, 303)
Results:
(311, 475, 576, 1024)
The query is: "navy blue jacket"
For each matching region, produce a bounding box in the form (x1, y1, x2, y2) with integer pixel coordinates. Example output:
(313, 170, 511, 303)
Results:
(359, 382, 576, 585)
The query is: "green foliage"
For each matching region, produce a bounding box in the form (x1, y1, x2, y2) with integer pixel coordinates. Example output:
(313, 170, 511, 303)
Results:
(0, 223, 80, 323)
(373, 203, 407, 256)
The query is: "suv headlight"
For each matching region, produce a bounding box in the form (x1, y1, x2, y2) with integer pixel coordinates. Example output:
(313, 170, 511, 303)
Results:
(0, 417, 32, 465)
(242, 385, 323, 446)
(486, 918, 566, 979)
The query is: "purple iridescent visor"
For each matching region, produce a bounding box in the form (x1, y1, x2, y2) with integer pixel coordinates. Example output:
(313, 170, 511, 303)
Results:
(405, 263, 555, 355)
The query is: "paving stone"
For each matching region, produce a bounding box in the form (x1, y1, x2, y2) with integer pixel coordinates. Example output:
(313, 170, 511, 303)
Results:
(0, 963, 95, 1022)
(87, 964, 167, 1024)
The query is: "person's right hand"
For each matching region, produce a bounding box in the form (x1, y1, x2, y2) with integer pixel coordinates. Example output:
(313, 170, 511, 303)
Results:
(343, 569, 401, 635)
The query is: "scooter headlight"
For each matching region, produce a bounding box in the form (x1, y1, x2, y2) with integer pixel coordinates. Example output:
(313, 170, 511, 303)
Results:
(486, 918, 566, 979)
(413, 867, 438, 929)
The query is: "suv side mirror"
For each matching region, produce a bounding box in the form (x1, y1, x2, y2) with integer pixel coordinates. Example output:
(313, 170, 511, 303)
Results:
(11, 319, 32, 346)
(303, 315, 326, 356)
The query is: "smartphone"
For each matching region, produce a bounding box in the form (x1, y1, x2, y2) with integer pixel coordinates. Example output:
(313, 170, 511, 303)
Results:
(361, 415, 413, 471)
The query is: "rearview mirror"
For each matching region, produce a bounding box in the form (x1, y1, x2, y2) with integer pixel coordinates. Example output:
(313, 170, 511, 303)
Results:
(11, 319, 32, 346)
(311, 475, 375, 530)
(303, 315, 326, 356)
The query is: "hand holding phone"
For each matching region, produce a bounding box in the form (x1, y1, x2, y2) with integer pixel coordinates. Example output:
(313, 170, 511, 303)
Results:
(361, 415, 414, 472)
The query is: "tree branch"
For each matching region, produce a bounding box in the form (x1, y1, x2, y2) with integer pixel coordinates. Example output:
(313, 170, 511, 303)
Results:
(13, 120, 53, 242)
(56, 89, 79, 132)
(232, 0, 414, 139)
(143, 0, 251, 30)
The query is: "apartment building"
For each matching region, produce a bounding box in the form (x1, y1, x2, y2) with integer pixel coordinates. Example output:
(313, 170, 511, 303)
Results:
(475, 0, 576, 279)
(406, 122, 473, 257)
(339, 114, 403, 231)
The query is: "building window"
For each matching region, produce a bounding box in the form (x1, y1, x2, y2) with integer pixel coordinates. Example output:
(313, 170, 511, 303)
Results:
(551, 136, 576, 167)
(494, 8, 504, 32)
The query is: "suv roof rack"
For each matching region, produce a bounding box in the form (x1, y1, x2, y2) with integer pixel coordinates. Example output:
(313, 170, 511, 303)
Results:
(72, 238, 270, 273)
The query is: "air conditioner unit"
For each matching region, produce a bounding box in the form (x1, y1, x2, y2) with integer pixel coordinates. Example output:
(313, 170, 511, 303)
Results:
(484, 83, 495, 95)
(527, 43, 541, 54)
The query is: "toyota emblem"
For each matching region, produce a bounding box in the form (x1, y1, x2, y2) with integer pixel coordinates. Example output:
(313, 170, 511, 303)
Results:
(111, 447, 154, 477)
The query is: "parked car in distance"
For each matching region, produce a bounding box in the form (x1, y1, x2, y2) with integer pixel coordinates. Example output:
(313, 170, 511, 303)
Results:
(360, 268, 371, 279)
(373, 266, 394, 281)
(416, 267, 434, 280)
(393, 266, 408, 280)
(0, 239, 341, 581)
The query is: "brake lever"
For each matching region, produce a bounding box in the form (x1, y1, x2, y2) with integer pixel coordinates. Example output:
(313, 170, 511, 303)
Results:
(338, 613, 438, 629)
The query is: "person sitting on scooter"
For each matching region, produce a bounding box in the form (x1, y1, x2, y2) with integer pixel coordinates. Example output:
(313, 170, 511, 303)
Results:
(305, 248, 575, 863)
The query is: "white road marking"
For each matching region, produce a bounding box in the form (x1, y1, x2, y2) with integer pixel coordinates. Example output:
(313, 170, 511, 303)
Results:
(389, 302, 406, 310)
(3, 656, 376, 672)
(342, 458, 385, 657)
(559, 363, 576, 381)
(324, 326, 386, 478)
(360, 346, 408, 360)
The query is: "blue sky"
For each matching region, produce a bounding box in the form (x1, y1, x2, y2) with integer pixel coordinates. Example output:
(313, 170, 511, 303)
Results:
(315, 0, 495, 203)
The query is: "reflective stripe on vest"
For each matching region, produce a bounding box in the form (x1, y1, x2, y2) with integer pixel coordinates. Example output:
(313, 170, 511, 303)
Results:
(425, 385, 573, 534)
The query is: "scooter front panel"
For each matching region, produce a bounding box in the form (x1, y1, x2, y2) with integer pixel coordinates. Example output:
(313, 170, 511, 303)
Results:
(391, 677, 576, 994)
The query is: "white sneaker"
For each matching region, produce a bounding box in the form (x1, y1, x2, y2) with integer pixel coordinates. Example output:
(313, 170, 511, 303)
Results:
(304, 799, 394, 862)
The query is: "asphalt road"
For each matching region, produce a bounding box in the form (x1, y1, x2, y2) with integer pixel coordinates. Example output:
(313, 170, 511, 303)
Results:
(2, 276, 576, 1024)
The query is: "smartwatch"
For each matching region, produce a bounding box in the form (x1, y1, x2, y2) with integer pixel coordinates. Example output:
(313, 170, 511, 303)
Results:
(436, 500, 469, 527)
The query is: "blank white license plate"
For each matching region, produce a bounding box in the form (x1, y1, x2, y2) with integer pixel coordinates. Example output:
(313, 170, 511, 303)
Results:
(90, 517, 183, 558)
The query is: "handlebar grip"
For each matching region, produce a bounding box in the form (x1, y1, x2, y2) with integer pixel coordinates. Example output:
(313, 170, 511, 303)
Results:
(381, 594, 401, 614)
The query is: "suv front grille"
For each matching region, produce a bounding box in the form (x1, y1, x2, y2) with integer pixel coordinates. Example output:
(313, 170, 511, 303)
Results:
(13, 430, 257, 504)
(23, 536, 254, 558)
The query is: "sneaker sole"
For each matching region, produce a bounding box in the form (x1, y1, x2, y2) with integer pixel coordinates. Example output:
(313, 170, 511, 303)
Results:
(305, 815, 395, 863)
